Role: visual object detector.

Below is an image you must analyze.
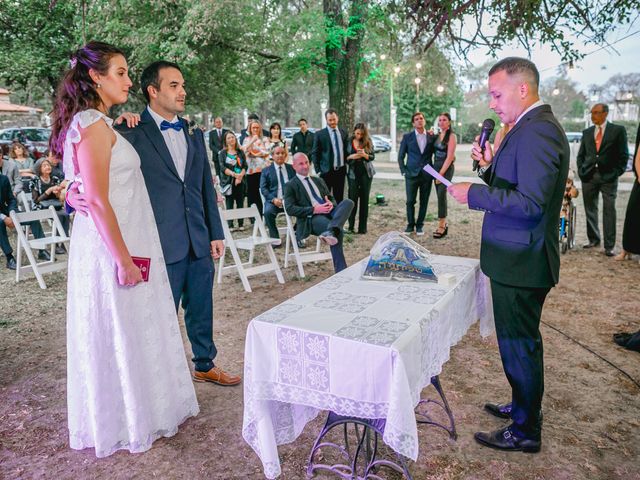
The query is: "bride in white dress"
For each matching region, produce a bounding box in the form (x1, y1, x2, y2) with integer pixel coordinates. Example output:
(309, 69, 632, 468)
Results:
(49, 41, 198, 457)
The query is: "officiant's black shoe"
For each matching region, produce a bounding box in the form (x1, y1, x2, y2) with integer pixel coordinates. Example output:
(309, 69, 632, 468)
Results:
(613, 333, 632, 346)
(474, 425, 541, 453)
(582, 241, 600, 249)
(484, 401, 512, 419)
(604, 249, 615, 257)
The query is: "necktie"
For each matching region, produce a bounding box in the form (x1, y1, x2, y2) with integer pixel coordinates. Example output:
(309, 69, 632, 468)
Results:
(305, 177, 324, 204)
(331, 129, 342, 168)
(595, 126, 603, 152)
(160, 120, 183, 132)
(278, 166, 286, 190)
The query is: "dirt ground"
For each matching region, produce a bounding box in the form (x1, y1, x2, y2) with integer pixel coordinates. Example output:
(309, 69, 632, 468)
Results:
(1, 175, 639, 480)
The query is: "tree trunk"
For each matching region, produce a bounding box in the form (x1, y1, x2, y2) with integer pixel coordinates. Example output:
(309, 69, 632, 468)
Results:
(323, 0, 369, 130)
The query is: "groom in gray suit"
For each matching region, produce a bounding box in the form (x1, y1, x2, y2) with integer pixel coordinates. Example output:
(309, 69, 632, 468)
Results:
(69, 61, 240, 386)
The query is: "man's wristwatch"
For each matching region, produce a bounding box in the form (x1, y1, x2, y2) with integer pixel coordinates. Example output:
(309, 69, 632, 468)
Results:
(478, 165, 489, 176)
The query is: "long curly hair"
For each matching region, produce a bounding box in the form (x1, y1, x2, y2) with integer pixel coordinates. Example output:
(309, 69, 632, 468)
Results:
(353, 123, 373, 153)
(49, 41, 125, 159)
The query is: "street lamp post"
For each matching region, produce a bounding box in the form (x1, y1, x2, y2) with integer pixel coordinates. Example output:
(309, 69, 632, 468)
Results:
(320, 100, 327, 128)
(415, 77, 421, 111)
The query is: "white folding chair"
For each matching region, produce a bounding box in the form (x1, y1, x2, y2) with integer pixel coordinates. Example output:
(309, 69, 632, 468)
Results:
(9, 206, 70, 289)
(17, 191, 32, 212)
(282, 201, 332, 278)
(217, 204, 284, 292)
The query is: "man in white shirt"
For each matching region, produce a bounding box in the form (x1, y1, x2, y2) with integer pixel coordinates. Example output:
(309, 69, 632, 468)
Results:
(284, 153, 353, 273)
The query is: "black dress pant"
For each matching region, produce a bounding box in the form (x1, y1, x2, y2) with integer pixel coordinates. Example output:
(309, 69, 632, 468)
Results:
(347, 171, 372, 233)
(433, 161, 454, 219)
(225, 182, 245, 228)
(321, 166, 346, 203)
(404, 173, 432, 229)
(490, 279, 550, 439)
(582, 171, 618, 250)
(0, 220, 12, 256)
(246, 173, 263, 218)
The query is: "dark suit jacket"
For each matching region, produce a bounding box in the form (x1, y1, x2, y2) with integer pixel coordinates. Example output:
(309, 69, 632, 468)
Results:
(209, 128, 229, 155)
(577, 122, 629, 183)
(116, 109, 224, 264)
(291, 131, 315, 156)
(260, 162, 296, 203)
(468, 104, 569, 288)
(345, 138, 376, 180)
(311, 127, 347, 175)
(397, 131, 435, 178)
(0, 174, 17, 217)
(284, 175, 335, 239)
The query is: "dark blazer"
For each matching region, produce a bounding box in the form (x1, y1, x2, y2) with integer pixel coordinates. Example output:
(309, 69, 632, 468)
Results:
(0, 174, 17, 217)
(345, 138, 376, 180)
(217, 149, 247, 190)
(468, 104, 569, 288)
(116, 109, 224, 264)
(311, 127, 348, 175)
(576, 122, 629, 183)
(260, 162, 296, 203)
(284, 175, 335, 240)
(397, 131, 435, 178)
(209, 128, 229, 155)
(291, 131, 315, 156)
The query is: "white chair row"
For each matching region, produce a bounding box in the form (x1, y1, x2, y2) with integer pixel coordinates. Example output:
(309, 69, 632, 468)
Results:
(216, 202, 332, 292)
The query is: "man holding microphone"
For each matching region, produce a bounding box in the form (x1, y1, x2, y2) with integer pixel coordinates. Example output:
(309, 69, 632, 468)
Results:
(448, 57, 569, 452)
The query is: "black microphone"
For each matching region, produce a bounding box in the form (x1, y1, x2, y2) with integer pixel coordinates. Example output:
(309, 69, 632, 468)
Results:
(473, 118, 495, 171)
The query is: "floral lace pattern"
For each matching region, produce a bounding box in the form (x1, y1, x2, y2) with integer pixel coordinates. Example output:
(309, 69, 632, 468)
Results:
(242, 255, 494, 478)
(65, 110, 199, 457)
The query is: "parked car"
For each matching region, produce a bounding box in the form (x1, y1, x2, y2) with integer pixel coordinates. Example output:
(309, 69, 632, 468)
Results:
(565, 132, 582, 143)
(0, 127, 51, 159)
(372, 134, 392, 152)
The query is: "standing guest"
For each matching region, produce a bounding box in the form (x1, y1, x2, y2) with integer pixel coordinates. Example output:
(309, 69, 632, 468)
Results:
(9, 142, 35, 178)
(209, 117, 228, 155)
(615, 123, 640, 261)
(52, 41, 199, 457)
(218, 131, 247, 231)
(345, 122, 375, 234)
(432, 113, 457, 238)
(260, 145, 295, 244)
(264, 122, 288, 160)
(67, 59, 240, 388)
(284, 153, 353, 273)
(239, 113, 270, 145)
(311, 108, 348, 202)
(0, 155, 22, 195)
(291, 118, 314, 156)
(449, 57, 569, 453)
(30, 159, 70, 254)
(577, 103, 629, 256)
(397, 112, 436, 236)
(0, 173, 18, 270)
(241, 119, 270, 216)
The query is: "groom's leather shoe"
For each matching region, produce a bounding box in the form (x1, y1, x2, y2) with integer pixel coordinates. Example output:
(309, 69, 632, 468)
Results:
(484, 401, 512, 419)
(193, 366, 241, 386)
(474, 425, 541, 453)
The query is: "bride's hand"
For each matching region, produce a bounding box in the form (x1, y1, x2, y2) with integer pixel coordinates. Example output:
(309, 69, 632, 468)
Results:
(114, 112, 141, 128)
(117, 259, 143, 287)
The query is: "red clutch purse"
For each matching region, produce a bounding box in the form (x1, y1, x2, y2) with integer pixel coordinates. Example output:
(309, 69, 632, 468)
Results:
(131, 256, 151, 282)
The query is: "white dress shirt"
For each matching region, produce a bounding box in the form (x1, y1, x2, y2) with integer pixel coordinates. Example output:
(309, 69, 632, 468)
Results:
(276, 164, 290, 199)
(594, 120, 607, 140)
(297, 173, 321, 207)
(147, 106, 187, 181)
(329, 128, 343, 168)
(415, 129, 427, 153)
(515, 99, 545, 125)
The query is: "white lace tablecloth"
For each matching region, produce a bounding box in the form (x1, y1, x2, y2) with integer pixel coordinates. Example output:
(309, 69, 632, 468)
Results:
(242, 255, 494, 479)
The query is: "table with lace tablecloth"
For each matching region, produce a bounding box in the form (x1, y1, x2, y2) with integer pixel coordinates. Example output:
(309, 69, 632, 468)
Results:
(242, 255, 494, 479)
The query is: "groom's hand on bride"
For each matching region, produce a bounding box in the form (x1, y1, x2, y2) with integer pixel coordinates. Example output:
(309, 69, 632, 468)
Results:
(66, 183, 89, 216)
(114, 112, 141, 128)
(210, 240, 224, 259)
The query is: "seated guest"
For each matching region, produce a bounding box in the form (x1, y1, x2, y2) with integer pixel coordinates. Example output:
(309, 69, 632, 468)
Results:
(260, 145, 295, 245)
(284, 153, 354, 273)
(30, 159, 69, 254)
(9, 142, 35, 178)
(34, 150, 65, 181)
(0, 173, 18, 269)
(290, 118, 314, 156)
(218, 131, 247, 231)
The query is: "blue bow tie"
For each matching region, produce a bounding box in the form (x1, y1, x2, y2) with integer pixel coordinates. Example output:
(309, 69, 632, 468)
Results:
(160, 120, 183, 132)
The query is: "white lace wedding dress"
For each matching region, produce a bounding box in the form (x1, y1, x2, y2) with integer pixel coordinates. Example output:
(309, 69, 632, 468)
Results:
(64, 109, 199, 457)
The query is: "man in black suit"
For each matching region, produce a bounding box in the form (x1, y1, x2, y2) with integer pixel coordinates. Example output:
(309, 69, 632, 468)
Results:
(577, 103, 629, 256)
(259, 145, 296, 242)
(208, 116, 229, 175)
(397, 112, 436, 235)
(0, 173, 18, 269)
(449, 57, 569, 453)
(290, 118, 314, 156)
(311, 108, 348, 202)
(284, 153, 353, 273)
